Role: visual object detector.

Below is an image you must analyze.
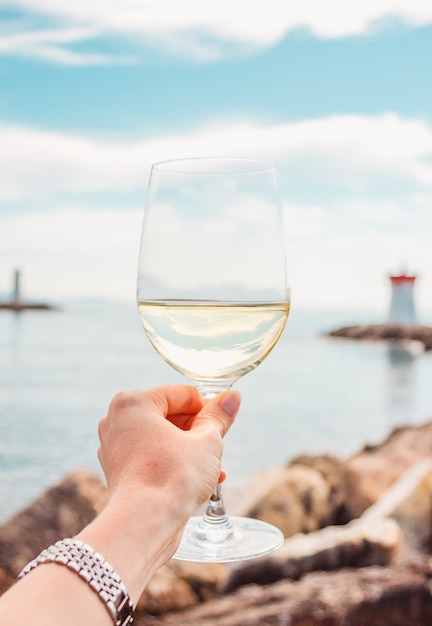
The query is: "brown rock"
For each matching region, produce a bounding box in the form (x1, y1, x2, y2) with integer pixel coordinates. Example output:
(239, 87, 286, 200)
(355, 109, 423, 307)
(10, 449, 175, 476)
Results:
(137, 561, 432, 626)
(225, 465, 332, 538)
(220, 516, 402, 592)
(362, 458, 432, 558)
(167, 560, 226, 601)
(344, 422, 432, 518)
(290, 454, 351, 525)
(327, 323, 432, 351)
(136, 565, 198, 616)
(0, 568, 15, 596)
(0, 469, 108, 578)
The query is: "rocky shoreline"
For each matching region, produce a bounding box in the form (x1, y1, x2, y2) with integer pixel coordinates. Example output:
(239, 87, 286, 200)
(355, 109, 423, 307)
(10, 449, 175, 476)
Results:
(327, 322, 432, 351)
(3, 420, 432, 624)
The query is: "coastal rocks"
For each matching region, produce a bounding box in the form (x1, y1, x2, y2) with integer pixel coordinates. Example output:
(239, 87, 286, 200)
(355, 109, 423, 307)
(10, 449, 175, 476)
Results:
(225, 464, 334, 538)
(343, 421, 432, 518)
(218, 449, 432, 599)
(136, 565, 199, 615)
(221, 517, 402, 593)
(362, 458, 432, 559)
(133, 561, 228, 616)
(137, 561, 226, 615)
(284, 419, 432, 531)
(0, 469, 108, 576)
(138, 561, 432, 626)
(288, 454, 351, 525)
(3, 417, 432, 623)
(167, 560, 226, 602)
(327, 322, 432, 351)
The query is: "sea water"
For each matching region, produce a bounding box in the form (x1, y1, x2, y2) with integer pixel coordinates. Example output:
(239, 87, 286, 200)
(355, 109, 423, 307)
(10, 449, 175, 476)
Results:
(1, 298, 432, 522)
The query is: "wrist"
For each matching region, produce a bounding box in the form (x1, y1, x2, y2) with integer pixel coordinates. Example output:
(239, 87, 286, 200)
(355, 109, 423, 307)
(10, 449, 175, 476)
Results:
(76, 483, 192, 605)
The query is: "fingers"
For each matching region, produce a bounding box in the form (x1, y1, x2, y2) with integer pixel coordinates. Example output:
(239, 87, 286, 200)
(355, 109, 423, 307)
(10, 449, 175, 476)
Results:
(218, 469, 228, 484)
(98, 385, 241, 447)
(103, 385, 203, 429)
(143, 384, 204, 420)
(191, 390, 241, 438)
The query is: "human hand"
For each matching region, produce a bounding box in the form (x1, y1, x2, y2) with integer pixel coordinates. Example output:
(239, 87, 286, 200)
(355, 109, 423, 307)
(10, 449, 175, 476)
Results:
(4, 384, 242, 621)
(97, 384, 241, 517)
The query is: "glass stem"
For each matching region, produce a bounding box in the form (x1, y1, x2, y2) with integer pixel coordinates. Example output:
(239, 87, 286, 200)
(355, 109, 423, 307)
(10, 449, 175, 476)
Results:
(198, 384, 235, 532)
(204, 483, 230, 524)
(203, 484, 232, 530)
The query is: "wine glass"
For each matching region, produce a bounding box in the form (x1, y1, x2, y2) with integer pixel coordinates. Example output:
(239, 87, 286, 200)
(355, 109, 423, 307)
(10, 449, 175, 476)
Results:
(137, 157, 290, 562)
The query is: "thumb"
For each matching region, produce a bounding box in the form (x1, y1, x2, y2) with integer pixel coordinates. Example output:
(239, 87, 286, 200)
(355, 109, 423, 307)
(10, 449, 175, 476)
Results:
(192, 390, 241, 438)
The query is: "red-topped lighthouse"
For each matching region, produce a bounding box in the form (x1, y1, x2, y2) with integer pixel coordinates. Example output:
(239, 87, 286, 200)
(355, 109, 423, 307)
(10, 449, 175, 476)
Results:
(388, 272, 417, 326)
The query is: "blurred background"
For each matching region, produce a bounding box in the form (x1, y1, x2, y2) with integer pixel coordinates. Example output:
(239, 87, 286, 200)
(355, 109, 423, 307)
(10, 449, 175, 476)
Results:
(1, 0, 432, 309)
(1, 1, 432, 521)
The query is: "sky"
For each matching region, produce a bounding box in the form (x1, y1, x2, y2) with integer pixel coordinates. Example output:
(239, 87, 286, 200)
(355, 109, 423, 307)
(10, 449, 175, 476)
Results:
(1, 1, 432, 315)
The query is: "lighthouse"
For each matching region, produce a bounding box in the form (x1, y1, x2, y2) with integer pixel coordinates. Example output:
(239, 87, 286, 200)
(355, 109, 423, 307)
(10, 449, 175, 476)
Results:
(13, 268, 21, 305)
(388, 272, 417, 326)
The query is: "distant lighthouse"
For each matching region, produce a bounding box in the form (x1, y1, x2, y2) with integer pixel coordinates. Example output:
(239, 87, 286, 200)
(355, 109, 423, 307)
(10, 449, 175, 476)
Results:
(388, 271, 417, 326)
(13, 268, 21, 304)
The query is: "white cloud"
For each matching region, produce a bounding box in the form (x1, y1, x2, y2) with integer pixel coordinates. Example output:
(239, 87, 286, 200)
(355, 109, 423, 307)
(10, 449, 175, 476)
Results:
(1, 113, 431, 201)
(0, 23, 135, 64)
(1, 0, 432, 64)
(1, 112, 432, 310)
(1, 200, 430, 312)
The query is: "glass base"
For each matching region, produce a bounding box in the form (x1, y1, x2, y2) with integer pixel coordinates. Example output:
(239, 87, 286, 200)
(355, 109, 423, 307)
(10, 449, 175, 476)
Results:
(173, 515, 284, 563)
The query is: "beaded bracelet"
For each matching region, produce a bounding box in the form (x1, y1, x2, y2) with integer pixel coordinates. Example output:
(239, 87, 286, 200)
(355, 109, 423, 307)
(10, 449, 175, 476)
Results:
(18, 538, 133, 626)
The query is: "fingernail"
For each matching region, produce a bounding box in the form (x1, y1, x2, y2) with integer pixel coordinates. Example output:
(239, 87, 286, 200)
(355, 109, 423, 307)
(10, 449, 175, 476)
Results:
(219, 390, 241, 417)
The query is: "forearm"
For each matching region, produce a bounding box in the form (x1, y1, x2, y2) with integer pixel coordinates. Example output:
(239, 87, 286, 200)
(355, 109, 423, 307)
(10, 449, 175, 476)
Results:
(3, 563, 113, 626)
(0, 385, 239, 626)
(77, 485, 190, 604)
(0, 485, 191, 625)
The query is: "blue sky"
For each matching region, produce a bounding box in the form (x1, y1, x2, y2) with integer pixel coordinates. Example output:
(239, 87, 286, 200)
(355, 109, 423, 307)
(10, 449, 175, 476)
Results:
(1, 1, 432, 314)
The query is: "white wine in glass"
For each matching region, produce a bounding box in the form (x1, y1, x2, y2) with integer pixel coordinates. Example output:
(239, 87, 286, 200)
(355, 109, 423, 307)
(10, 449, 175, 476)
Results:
(137, 157, 290, 562)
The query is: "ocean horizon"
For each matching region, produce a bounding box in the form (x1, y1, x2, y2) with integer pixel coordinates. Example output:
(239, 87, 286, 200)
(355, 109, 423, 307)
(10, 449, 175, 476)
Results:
(1, 297, 432, 523)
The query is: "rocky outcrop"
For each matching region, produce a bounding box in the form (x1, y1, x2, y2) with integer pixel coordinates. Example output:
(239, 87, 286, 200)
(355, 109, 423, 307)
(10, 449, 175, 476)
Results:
(361, 458, 432, 559)
(221, 517, 402, 593)
(226, 419, 432, 535)
(224, 463, 336, 537)
(136, 565, 199, 615)
(222, 457, 432, 594)
(0, 469, 108, 576)
(138, 561, 432, 626)
(327, 323, 432, 351)
(3, 418, 432, 623)
(343, 422, 432, 518)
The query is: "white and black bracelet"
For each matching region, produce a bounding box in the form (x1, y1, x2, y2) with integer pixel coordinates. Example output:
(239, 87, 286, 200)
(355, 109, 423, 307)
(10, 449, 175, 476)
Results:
(18, 538, 134, 626)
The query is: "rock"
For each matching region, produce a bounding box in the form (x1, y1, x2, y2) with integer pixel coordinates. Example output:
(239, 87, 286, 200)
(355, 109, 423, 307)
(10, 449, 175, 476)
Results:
(221, 517, 402, 593)
(289, 454, 351, 525)
(136, 565, 198, 616)
(327, 323, 432, 351)
(3, 417, 432, 622)
(362, 458, 432, 558)
(226, 416, 432, 549)
(343, 422, 432, 518)
(137, 560, 432, 626)
(167, 560, 226, 601)
(220, 455, 432, 594)
(0, 470, 108, 578)
(225, 465, 333, 538)
(0, 569, 15, 596)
